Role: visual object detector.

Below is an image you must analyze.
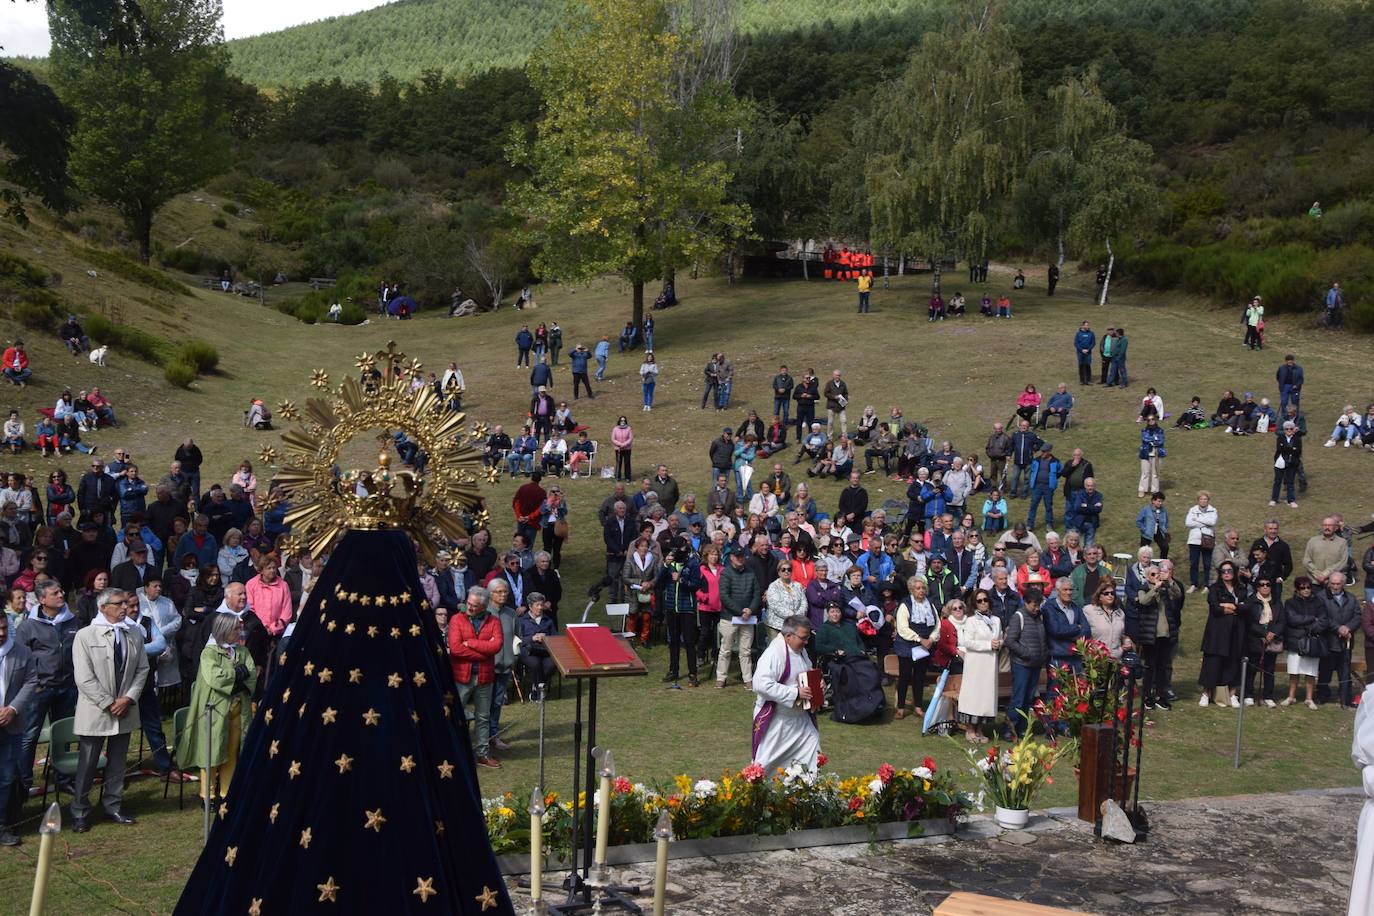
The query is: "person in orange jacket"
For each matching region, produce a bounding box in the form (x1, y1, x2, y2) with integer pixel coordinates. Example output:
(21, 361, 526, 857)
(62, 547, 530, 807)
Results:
(3, 340, 32, 387)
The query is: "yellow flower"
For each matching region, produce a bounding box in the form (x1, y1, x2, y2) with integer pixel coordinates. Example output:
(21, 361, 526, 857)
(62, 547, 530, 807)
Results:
(497, 807, 514, 818)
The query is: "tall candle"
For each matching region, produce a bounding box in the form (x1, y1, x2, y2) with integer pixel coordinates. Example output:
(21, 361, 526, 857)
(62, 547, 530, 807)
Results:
(652, 808, 672, 916)
(528, 787, 545, 904)
(29, 803, 61, 916)
(593, 749, 615, 868)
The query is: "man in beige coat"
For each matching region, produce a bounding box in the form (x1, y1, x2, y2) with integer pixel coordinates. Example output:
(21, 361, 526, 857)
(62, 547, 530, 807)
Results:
(70, 587, 147, 832)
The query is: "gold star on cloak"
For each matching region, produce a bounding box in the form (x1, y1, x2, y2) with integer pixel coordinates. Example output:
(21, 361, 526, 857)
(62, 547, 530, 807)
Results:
(399, 755, 416, 773)
(400, 591, 412, 603)
(218, 802, 228, 819)
(363, 808, 387, 832)
(248, 898, 262, 916)
(362, 708, 380, 726)
(367, 625, 379, 637)
(326, 620, 337, 632)
(299, 827, 312, 848)
(318, 668, 333, 683)
(413, 877, 437, 903)
(360, 595, 373, 607)
(303, 661, 315, 676)
(409, 624, 422, 636)
(288, 760, 302, 779)
(269, 739, 280, 758)
(387, 672, 402, 688)
(335, 753, 354, 774)
(390, 627, 401, 639)
(224, 846, 238, 866)
(269, 803, 280, 824)
(317, 876, 340, 903)
(298, 702, 306, 718)
(390, 595, 403, 607)
(437, 760, 454, 779)
(412, 671, 427, 687)
(348, 667, 363, 684)
(434, 819, 445, 836)
(321, 707, 338, 725)
(264, 709, 274, 723)
(278, 651, 286, 666)
(282, 688, 291, 703)
(344, 623, 356, 635)
(475, 886, 498, 911)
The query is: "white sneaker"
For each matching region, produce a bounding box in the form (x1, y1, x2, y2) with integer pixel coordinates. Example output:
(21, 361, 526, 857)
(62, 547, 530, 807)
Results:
(1199, 694, 1209, 707)
(1263, 699, 1276, 708)
(1268, 500, 1277, 507)
(1306, 699, 1319, 710)
(1280, 697, 1295, 707)
(1244, 697, 1254, 706)
(1230, 695, 1241, 708)
(1345, 439, 1352, 448)
(1324, 439, 1336, 447)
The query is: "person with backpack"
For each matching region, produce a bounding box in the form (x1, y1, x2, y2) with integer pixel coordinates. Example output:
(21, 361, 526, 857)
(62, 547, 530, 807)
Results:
(1004, 587, 1048, 737)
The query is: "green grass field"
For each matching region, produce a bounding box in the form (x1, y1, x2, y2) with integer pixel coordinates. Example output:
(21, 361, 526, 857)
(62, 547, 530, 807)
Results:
(1, 213, 1371, 911)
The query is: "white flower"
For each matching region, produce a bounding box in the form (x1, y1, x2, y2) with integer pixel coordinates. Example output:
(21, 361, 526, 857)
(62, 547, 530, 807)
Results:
(692, 779, 718, 798)
(800, 768, 818, 787)
(975, 758, 992, 773)
(973, 789, 987, 812)
(913, 766, 933, 780)
(633, 783, 647, 795)
(868, 778, 884, 796)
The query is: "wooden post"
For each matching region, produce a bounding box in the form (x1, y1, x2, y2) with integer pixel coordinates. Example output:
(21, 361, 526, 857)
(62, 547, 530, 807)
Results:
(1078, 723, 1115, 823)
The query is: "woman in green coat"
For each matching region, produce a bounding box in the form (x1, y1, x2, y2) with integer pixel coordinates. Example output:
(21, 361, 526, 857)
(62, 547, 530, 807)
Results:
(177, 613, 257, 801)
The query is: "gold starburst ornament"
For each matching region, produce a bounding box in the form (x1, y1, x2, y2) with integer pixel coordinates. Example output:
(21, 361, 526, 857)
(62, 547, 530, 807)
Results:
(272, 341, 487, 564)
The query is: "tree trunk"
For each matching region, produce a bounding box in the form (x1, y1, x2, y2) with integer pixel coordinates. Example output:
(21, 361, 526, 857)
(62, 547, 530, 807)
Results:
(1098, 237, 1114, 306)
(898, 253, 905, 275)
(632, 280, 645, 329)
(1056, 234, 1065, 270)
(801, 253, 808, 281)
(135, 210, 153, 265)
(931, 253, 941, 294)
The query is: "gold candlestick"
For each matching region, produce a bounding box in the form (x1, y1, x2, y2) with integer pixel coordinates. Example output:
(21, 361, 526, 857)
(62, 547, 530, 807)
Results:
(652, 808, 672, 916)
(29, 802, 61, 916)
(592, 748, 615, 875)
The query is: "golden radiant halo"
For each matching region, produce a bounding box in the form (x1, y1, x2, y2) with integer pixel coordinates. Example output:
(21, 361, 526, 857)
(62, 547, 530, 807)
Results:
(272, 341, 486, 564)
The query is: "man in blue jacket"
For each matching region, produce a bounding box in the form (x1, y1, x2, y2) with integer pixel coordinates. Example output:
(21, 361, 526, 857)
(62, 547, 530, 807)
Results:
(1074, 321, 1096, 385)
(1036, 383, 1074, 431)
(569, 344, 594, 400)
(1276, 353, 1304, 413)
(516, 325, 534, 367)
(1026, 443, 1062, 530)
(1007, 420, 1043, 499)
(1042, 577, 1090, 674)
(593, 336, 611, 381)
(1065, 477, 1103, 545)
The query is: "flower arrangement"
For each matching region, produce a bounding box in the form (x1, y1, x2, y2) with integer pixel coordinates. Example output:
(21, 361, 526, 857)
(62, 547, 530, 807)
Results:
(1036, 637, 1124, 737)
(961, 729, 1074, 813)
(483, 756, 971, 855)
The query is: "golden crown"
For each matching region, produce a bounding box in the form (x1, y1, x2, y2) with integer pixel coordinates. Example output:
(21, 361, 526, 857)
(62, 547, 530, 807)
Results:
(259, 341, 495, 563)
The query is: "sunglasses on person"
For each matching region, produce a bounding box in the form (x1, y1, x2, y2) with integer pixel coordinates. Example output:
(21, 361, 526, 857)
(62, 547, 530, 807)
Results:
(974, 597, 989, 604)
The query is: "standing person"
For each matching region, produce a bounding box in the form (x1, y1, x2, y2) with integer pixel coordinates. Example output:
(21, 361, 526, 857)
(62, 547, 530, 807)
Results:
(641, 315, 654, 352)
(593, 336, 610, 381)
(771, 365, 794, 428)
(15, 579, 80, 794)
(749, 616, 820, 772)
(539, 486, 569, 569)
(1185, 491, 1220, 593)
(985, 422, 1012, 491)
(1004, 587, 1047, 736)
(1047, 263, 1060, 296)
(792, 369, 820, 440)
(1127, 563, 1175, 710)
(1318, 572, 1360, 707)
(695, 545, 725, 666)
(569, 343, 595, 400)
(529, 356, 554, 397)
(1325, 281, 1344, 327)
(1007, 420, 1042, 499)
(0, 612, 36, 846)
(1137, 417, 1165, 498)
(823, 369, 850, 437)
(124, 589, 174, 779)
(611, 416, 633, 481)
(716, 353, 735, 410)
(1199, 561, 1247, 708)
(1136, 492, 1171, 558)
(1244, 297, 1265, 350)
(639, 352, 659, 411)
(174, 438, 203, 510)
(857, 270, 872, 313)
(716, 547, 761, 689)
(763, 558, 808, 644)
(1025, 444, 1061, 531)
(1243, 577, 1285, 706)
(953, 595, 1000, 743)
(1271, 420, 1303, 508)
(700, 354, 721, 410)
(1281, 577, 1324, 708)
(176, 612, 254, 802)
(449, 586, 503, 769)
(548, 320, 563, 365)
(1043, 578, 1090, 675)
(602, 501, 635, 604)
(70, 587, 147, 831)
(1304, 516, 1349, 586)
(1277, 353, 1304, 413)
(1099, 327, 1115, 385)
(1108, 328, 1129, 388)
(892, 577, 938, 719)
(1073, 321, 1095, 385)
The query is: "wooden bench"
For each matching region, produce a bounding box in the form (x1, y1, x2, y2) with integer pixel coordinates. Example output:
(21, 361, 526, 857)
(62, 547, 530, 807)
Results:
(935, 891, 1095, 915)
(309, 277, 337, 290)
(201, 276, 222, 288)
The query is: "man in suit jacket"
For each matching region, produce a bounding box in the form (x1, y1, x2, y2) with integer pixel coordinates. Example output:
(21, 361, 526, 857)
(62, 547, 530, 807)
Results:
(602, 501, 637, 602)
(76, 460, 119, 521)
(70, 587, 148, 832)
(108, 540, 154, 593)
(0, 614, 38, 846)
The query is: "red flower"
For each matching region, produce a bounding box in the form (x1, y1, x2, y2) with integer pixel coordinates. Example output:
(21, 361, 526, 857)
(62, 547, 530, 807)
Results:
(877, 763, 895, 785)
(922, 756, 937, 773)
(847, 796, 864, 812)
(1075, 702, 1089, 714)
(816, 753, 828, 768)
(613, 776, 634, 795)
(741, 763, 766, 783)
(1116, 707, 1127, 722)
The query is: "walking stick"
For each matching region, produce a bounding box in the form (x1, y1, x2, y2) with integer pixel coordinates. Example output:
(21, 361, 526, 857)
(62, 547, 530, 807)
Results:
(202, 700, 216, 844)
(1233, 656, 1247, 768)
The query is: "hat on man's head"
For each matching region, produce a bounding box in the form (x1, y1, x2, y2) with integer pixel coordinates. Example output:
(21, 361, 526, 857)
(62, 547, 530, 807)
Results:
(129, 540, 148, 554)
(824, 599, 843, 611)
(723, 426, 732, 434)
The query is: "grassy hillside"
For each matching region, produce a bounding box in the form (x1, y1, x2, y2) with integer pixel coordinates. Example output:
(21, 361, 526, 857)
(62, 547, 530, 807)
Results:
(225, 0, 1251, 88)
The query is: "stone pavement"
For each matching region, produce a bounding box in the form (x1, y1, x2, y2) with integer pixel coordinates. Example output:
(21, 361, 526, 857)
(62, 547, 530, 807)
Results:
(513, 788, 1362, 914)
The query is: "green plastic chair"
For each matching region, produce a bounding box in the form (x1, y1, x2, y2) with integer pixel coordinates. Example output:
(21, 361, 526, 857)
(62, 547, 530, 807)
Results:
(41, 716, 104, 807)
(163, 707, 191, 809)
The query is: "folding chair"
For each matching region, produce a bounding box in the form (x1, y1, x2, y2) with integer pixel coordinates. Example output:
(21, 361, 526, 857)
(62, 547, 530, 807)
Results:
(163, 707, 191, 810)
(603, 602, 631, 636)
(41, 716, 103, 807)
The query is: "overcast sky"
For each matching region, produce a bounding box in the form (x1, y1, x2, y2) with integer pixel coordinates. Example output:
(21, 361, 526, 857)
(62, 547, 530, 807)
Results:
(0, 0, 396, 57)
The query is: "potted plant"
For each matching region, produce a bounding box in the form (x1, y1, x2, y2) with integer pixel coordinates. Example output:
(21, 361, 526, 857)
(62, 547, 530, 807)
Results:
(1038, 638, 1125, 739)
(960, 724, 1074, 829)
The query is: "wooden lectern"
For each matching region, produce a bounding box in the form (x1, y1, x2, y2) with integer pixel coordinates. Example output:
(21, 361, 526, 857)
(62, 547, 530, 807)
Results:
(545, 630, 647, 915)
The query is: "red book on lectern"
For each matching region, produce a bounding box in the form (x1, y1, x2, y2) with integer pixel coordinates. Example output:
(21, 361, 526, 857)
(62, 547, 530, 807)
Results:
(566, 624, 637, 669)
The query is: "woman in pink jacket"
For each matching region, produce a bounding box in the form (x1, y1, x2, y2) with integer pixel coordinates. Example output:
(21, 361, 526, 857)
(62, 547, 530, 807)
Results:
(245, 555, 294, 636)
(694, 544, 723, 668)
(611, 416, 634, 481)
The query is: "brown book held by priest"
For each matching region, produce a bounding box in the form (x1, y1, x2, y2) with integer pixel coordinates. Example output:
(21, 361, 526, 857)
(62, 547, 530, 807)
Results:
(798, 669, 823, 712)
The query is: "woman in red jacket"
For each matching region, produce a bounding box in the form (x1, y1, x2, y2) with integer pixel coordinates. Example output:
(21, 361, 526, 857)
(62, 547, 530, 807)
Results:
(695, 545, 723, 667)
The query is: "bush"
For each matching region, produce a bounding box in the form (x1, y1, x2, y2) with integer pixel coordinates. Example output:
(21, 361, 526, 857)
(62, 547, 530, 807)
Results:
(84, 314, 169, 365)
(211, 216, 228, 229)
(78, 247, 188, 295)
(13, 298, 62, 331)
(163, 361, 198, 389)
(159, 247, 209, 274)
(222, 202, 240, 216)
(177, 339, 220, 374)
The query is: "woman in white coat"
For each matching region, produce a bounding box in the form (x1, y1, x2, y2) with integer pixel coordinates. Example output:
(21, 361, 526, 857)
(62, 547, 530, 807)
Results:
(1185, 490, 1220, 593)
(954, 591, 1001, 744)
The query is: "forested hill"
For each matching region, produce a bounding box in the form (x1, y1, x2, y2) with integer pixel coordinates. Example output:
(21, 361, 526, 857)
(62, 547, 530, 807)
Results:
(226, 0, 1252, 88)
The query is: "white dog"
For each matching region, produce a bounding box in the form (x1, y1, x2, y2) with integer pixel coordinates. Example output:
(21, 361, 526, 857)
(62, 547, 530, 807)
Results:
(88, 346, 108, 367)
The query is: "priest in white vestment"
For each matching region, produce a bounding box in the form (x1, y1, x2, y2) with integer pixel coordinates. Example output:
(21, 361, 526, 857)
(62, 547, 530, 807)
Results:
(751, 615, 821, 772)
(1350, 681, 1374, 915)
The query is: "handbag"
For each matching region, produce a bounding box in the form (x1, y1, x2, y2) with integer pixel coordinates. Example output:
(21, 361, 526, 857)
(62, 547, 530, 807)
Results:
(553, 518, 570, 539)
(1200, 533, 1215, 551)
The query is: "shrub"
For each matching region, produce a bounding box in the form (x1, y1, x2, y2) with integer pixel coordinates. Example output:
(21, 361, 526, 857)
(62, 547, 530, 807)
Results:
(78, 247, 189, 295)
(211, 216, 228, 229)
(338, 302, 367, 324)
(159, 247, 208, 274)
(221, 202, 240, 216)
(163, 360, 197, 389)
(84, 314, 168, 365)
(177, 339, 220, 374)
(13, 299, 62, 331)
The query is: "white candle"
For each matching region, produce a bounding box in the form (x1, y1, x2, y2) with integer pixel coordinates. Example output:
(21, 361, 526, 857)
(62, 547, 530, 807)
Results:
(652, 808, 672, 916)
(29, 802, 61, 916)
(528, 787, 545, 904)
(593, 749, 615, 868)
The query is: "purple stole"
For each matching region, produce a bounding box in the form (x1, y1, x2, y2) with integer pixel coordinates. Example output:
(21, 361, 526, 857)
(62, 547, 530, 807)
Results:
(751, 650, 791, 760)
